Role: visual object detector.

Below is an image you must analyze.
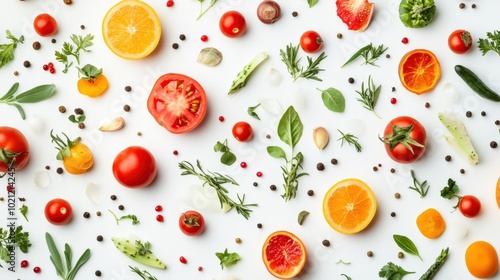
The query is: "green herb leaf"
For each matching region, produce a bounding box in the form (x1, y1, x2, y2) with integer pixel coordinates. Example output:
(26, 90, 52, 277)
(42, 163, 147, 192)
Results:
(0, 30, 24, 69)
(393, 234, 422, 260)
(267, 145, 287, 159)
(318, 87, 345, 112)
(337, 129, 362, 152)
(130, 266, 158, 280)
(247, 103, 261, 120)
(19, 204, 28, 221)
(214, 141, 227, 152)
(307, 0, 318, 7)
(408, 169, 429, 197)
(297, 210, 309, 225)
(55, 34, 94, 73)
(277, 106, 303, 149)
(280, 43, 326, 82)
(215, 248, 240, 269)
(478, 30, 500, 56)
(379, 262, 415, 279)
(46, 232, 64, 277)
(341, 44, 372, 67)
(14, 84, 56, 103)
(0, 82, 19, 101)
(220, 151, 237, 166)
(440, 178, 459, 199)
(337, 260, 351, 265)
(76, 64, 102, 80)
(355, 75, 381, 118)
(45, 232, 91, 280)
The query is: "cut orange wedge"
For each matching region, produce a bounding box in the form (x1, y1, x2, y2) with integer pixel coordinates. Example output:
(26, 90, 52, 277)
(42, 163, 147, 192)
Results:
(102, 0, 162, 60)
(262, 231, 306, 279)
(398, 49, 441, 94)
(495, 177, 500, 209)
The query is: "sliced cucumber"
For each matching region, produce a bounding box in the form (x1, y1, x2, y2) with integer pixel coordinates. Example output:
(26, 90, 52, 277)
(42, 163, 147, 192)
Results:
(228, 51, 269, 95)
(438, 111, 479, 165)
(111, 237, 167, 269)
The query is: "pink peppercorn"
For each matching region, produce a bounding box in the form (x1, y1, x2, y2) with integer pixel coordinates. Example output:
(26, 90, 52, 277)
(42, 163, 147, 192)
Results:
(401, 37, 409, 44)
(201, 35, 209, 42)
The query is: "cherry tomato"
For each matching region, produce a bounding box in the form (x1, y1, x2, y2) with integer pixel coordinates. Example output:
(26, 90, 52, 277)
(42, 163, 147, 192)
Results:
(179, 210, 205, 236)
(459, 195, 481, 218)
(381, 116, 426, 164)
(300, 30, 323, 53)
(45, 198, 72, 225)
(33, 13, 58, 37)
(219, 11, 247, 38)
(232, 121, 253, 142)
(147, 73, 207, 134)
(112, 146, 157, 188)
(448, 29, 473, 54)
(0, 126, 30, 172)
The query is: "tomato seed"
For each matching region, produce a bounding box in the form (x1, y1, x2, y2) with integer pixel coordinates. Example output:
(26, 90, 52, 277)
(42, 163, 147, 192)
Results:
(218, 116, 224, 122)
(166, 0, 174, 7)
(33, 266, 41, 273)
(401, 37, 409, 44)
(256, 171, 263, 177)
(20, 260, 29, 268)
(155, 205, 163, 212)
(201, 35, 208, 42)
(179, 256, 187, 264)
(390, 97, 397, 104)
(156, 214, 164, 222)
(240, 162, 247, 168)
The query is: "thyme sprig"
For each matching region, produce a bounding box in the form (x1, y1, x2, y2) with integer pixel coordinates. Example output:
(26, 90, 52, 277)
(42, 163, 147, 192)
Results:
(337, 129, 362, 152)
(179, 160, 257, 219)
(355, 75, 381, 118)
(408, 169, 429, 197)
(280, 43, 327, 82)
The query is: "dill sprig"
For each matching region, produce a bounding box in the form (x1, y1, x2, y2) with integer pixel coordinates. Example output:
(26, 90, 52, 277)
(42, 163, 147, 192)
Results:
(355, 75, 381, 118)
(337, 129, 362, 152)
(178, 160, 257, 219)
(279, 43, 327, 82)
(408, 169, 429, 197)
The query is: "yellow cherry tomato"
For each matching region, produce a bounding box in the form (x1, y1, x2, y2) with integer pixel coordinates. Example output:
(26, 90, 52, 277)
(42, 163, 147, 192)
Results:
(51, 130, 93, 174)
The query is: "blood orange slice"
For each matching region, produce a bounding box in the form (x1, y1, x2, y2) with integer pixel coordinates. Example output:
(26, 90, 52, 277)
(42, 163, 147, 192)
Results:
(262, 231, 306, 279)
(398, 49, 441, 94)
(336, 0, 374, 31)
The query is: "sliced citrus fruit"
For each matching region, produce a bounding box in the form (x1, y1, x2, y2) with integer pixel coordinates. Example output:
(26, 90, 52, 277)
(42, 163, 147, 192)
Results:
(398, 49, 441, 94)
(496, 177, 500, 209)
(336, 0, 374, 31)
(323, 178, 377, 234)
(102, 0, 162, 60)
(262, 231, 306, 279)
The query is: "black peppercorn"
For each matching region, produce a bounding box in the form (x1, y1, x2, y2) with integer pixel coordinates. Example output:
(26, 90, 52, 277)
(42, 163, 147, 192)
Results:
(322, 239, 330, 247)
(481, 111, 486, 116)
(292, 11, 298, 17)
(257, 223, 262, 229)
(490, 141, 498, 149)
(445, 155, 452, 162)
(23, 60, 31, 68)
(270, 184, 277, 191)
(78, 122, 85, 129)
(330, 158, 338, 165)
(83, 212, 90, 218)
(459, 3, 465, 9)
(58, 106, 66, 113)
(466, 111, 472, 118)
(56, 167, 63, 174)
(307, 190, 314, 196)
(425, 102, 430, 108)
(460, 169, 465, 174)
(110, 195, 117, 200)
(179, 34, 186, 40)
(337, 33, 342, 39)
(32, 41, 41, 50)
(96, 235, 103, 241)
(95, 270, 101, 276)
(253, 182, 258, 187)
(316, 163, 325, 171)
(118, 205, 125, 210)
(172, 43, 179, 49)
(74, 108, 84, 115)
(348, 77, 355, 84)
(123, 105, 131, 112)
(390, 168, 396, 173)
(390, 212, 396, 217)
(124, 85, 132, 92)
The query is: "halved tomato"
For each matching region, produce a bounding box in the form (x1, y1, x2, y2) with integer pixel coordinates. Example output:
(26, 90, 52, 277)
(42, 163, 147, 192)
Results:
(147, 73, 207, 134)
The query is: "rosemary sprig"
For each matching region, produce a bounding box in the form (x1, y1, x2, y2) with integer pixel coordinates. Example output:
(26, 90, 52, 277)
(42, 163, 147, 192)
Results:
(279, 43, 327, 82)
(408, 169, 429, 197)
(178, 160, 257, 219)
(355, 75, 381, 118)
(337, 129, 362, 152)
(342, 43, 388, 67)
(129, 266, 158, 280)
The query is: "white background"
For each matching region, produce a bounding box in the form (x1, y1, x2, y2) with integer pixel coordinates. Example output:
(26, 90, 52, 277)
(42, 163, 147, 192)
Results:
(0, 0, 499, 279)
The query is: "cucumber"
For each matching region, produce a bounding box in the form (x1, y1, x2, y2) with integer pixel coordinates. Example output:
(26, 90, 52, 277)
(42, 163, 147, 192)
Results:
(454, 64, 500, 102)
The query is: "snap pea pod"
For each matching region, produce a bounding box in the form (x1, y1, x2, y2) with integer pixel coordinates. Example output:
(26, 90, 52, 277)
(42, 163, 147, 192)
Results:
(419, 247, 449, 280)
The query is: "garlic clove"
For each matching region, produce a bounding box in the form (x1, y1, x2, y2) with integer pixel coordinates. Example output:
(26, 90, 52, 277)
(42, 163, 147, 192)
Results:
(99, 117, 125, 132)
(313, 127, 329, 150)
(197, 47, 223, 67)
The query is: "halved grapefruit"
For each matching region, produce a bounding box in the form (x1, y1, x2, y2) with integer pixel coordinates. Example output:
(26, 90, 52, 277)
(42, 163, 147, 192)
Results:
(336, 0, 374, 31)
(262, 231, 306, 279)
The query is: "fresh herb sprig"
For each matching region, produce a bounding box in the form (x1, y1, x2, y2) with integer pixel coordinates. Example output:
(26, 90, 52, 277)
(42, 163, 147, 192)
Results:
(355, 75, 381, 118)
(0, 83, 56, 119)
(55, 34, 94, 73)
(45, 232, 91, 280)
(0, 30, 24, 69)
(393, 234, 422, 260)
(179, 160, 257, 219)
(108, 209, 140, 225)
(267, 106, 308, 201)
(215, 248, 240, 269)
(341, 274, 352, 280)
(337, 129, 362, 152)
(408, 169, 429, 197)
(478, 30, 500, 56)
(379, 262, 415, 279)
(129, 266, 158, 280)
(19, 204, 28, 221)
(247, 103, 261, 120)
(307, 0, 318, 8)
(196, 0, 217, 20)
(280, 43, 327, 82)
(440, 178, 461, 209)
(0, 226, 31, 267)
(342, 43, 388, 67)
(214, 139, 236, 166)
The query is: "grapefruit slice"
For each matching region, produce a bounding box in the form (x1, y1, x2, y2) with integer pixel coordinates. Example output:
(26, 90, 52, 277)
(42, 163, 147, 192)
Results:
(262, 231, 306, 279)
(336, 0, 374, 31)
(398, 49, 441, 94)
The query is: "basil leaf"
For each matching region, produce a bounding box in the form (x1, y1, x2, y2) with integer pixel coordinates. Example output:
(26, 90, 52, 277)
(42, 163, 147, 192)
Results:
(307, 0, 318, 7)
(15, 84, 56, 103)
(220, 151, 236, 166)
(0, 82, 19, 101)
(214, 141, 226, 152)
(277, 106, 303, 149)
(318, 87, 345, 113)
(393, 234, 422, 260)
(267, 146, 286, 159)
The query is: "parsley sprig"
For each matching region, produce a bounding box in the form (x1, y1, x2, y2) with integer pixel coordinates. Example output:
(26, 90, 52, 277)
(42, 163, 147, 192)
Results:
(55, 34, 94, 73)
(280, 43, 327, 82)
(0, 30, 24, 69)
(215, 248, 240, 269)
(355, 75, 381, 118)
(478, 30, 500, 56)
(0, 226, 31, 267)
(378, 262, 415, 279)
(341, 43, 388, 67)
(179, 160, 257, 219)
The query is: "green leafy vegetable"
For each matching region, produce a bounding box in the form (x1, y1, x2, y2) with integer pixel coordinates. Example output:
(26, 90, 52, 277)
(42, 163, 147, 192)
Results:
(267, 106, 308, 201)
(408, 169, 429, 197)
(19, 204, 28, 221)
(438, 111, 479, 164)
(341, 43, 388, 67)
(196, 0, 217, 20)
(307, 0, 318, 7)
(45, 232, 91, 280)
(419, 248, 449, 280)
(379, 262, 415, 279)
(0, 30, 24, 69)
(280, 43, 327, 82)
(0, 226, 31, 266)
(214, 139, 237, 166)
(440, 178, 462, 210)
(55, 34, 94, 73)
(129, 266, 158, 280)
(317, 87, 345, 113)
(247, 103, 261, 120)
(108, 209, 140, 225)
(0, 83, 56, 119)
(179, 160, 257, 219)
(215, 248, 240, 269)
(111, 237, 166, 269)
(228, 52, 268, 95)
(393, 234, 422, 260)
(399, 0, 436, 28)
(478, 30, 500, 56)
(337, 129, 362, 152)
(297, 210, 309, 225)
(355, 75, 381, 118)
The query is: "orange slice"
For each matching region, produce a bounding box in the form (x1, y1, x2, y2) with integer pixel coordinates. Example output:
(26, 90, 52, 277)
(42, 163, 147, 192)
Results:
(102, 0, 162, 60)
(398, 49, 441, 94)
(323, 178, 377, 234)
(262, 231, 306, 279)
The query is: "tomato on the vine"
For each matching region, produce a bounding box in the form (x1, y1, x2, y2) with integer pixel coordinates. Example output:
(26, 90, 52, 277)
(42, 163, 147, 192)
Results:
(45, 198, 72, 225)
(381, 116, 426, 163)
(147, 73, 207, 134)
(179, 210, 205, 236)
(448, 29, 473, 54)
(300, 30, 323, 53)
(0, 126, 29, 172)
(232, 121, 253, 142)
(459, 195, 481, 218)
(112, 146, 157, 188)
(219, 10, 247, 38)
(33, 13, 58, 37)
